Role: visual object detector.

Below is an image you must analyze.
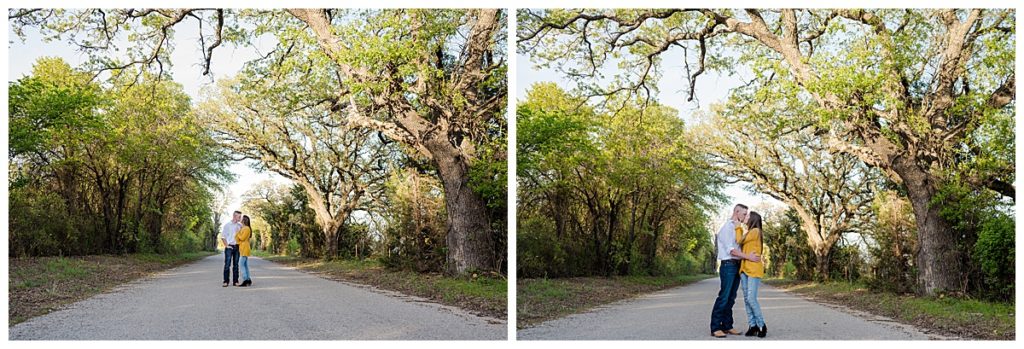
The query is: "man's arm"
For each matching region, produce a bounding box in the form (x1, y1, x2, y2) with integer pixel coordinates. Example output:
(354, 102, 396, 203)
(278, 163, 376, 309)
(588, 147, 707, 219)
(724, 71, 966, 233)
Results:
(718, 222, 740, 256)
(220, 224, 230, 248)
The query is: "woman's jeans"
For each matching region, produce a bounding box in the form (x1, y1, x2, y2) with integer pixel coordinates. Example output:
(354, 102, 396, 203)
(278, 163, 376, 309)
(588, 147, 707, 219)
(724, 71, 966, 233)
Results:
(240, 256, 251, 281)
(741, 272, 765, 327)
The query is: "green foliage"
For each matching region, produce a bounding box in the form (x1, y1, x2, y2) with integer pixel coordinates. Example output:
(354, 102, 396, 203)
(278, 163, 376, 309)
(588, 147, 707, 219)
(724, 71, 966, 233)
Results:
(286, 237, 302, 257)
(8, 57, 228, 257)
(7, 57, 102, 161)
(241, 182, 328, 259)
(763, 208, 816, 280)
(934, 180, 1015, 300)
(972, 211, 1014, 301)
(517, 216, 571, 277)
(829, 244, 865, 283)
(7, 187, 74, 256)
(517, 83, 723, 278)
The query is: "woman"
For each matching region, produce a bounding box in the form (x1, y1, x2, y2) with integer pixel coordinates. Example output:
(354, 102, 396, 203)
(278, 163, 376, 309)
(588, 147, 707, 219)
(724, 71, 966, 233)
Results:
(235, 215, 253, 287)
(738, 211, 766, 337)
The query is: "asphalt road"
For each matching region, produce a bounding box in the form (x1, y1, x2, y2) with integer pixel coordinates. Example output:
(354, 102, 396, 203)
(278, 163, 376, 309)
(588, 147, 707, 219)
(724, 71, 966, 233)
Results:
(519, 277, 949, 340)
(9, 255, 505, 340)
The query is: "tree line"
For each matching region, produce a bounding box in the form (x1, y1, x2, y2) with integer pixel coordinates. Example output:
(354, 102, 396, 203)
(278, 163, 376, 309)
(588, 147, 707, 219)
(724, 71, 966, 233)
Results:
(517, 83, 723, 278)
(8, 58, 230, 256)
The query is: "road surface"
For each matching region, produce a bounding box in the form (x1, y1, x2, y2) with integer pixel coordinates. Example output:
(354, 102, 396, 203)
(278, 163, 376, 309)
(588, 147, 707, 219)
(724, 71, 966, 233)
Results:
(519, 277, 949, 340)
(10, 255, 505, 340)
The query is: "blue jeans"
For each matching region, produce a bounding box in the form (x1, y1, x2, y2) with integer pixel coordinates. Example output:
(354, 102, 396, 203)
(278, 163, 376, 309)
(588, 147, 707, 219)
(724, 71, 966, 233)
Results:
(223, 246, 239, 283)
(741, 272, 765, 327)
(240, 256, 251, 281)
(710, 259, 741, 332)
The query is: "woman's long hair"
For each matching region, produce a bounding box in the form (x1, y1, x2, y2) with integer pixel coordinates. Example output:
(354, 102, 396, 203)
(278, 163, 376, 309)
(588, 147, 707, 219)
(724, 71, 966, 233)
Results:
(242, 215, 251, 227)
(748, 211, 763, 253)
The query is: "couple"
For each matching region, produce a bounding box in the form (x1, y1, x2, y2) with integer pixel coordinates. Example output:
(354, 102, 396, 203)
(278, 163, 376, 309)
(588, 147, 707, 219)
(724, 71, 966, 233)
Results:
(710, 204, 767, 338)
(221, 210, 254, 287)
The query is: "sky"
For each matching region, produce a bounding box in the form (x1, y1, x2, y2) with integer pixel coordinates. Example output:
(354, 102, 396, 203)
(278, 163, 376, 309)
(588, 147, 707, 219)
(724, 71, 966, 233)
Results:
(515, 40, 783, 227)
(6, 16, 289, 226)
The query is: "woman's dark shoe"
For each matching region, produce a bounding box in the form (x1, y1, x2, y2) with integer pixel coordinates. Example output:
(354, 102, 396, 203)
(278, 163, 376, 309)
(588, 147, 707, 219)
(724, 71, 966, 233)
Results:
(757, 324, 767, 338)
(744, 327, 758, 336)
(241, 280, 251, 287)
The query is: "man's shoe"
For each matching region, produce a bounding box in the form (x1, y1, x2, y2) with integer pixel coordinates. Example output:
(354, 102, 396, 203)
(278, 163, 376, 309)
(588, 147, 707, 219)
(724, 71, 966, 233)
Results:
(757, 325, 767, 338)
(222, 282, 228, 287)
(711, 330, 727, 338)
(725, 328, 741, 335)
(233, 282, 240, 287)
(744, 327, 758, 336)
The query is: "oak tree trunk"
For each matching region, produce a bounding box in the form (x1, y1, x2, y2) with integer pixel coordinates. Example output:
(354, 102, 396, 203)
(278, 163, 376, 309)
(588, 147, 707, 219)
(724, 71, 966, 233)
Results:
(893, 158, 965, 296)
(814, 249, 831, 281)
(426, 138, 494, 275)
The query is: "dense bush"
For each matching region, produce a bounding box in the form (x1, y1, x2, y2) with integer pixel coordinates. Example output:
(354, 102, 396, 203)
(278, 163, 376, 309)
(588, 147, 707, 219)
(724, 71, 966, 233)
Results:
(935, 181, 1015, 300)
(972, 212, 1014, 301)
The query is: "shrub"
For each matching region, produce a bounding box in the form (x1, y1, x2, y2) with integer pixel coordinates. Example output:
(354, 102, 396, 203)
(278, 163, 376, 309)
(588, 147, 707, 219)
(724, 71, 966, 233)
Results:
(973, 212, 1014, 301)
(286, 237, 301, 257)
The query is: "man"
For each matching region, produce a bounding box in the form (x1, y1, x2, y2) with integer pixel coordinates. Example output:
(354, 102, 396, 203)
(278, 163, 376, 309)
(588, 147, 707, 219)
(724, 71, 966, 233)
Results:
(221, 210, 243, 287)
(710, 204, 761, 338)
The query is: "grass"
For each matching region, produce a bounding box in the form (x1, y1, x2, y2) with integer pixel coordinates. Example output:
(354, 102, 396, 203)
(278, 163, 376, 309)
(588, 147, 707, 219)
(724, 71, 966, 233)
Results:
(256, 251, 507, 320)
(765, 278, 1015, 340)
(517, 274, 715, 328)
(9, 251, 216, 326)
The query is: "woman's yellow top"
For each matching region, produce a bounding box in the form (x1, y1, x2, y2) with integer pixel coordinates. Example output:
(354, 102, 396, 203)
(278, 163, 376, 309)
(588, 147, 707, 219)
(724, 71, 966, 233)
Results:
(736, 227, 764, 278)
(235, 226, 252, 257)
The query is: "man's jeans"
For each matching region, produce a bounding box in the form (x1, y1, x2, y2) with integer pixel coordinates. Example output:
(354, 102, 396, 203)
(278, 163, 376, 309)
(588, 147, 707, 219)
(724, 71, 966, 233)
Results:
(240, 256, 251, 281)
(223, 246, 240, 284)
(741, 272, 765, 327)
(710, 259, 741, 332)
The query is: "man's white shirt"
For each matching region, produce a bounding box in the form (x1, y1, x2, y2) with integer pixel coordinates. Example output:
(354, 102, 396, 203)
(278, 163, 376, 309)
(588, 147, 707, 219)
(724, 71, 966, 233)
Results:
(716, 219, 740, 261)
(222, 221, 242, 246)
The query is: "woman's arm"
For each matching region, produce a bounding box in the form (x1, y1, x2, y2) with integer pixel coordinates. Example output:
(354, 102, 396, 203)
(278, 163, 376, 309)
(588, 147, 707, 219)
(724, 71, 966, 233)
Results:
(736, 226, 748, 244)
(236, 227, 251, 243)
(730, 248, 761, 262)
